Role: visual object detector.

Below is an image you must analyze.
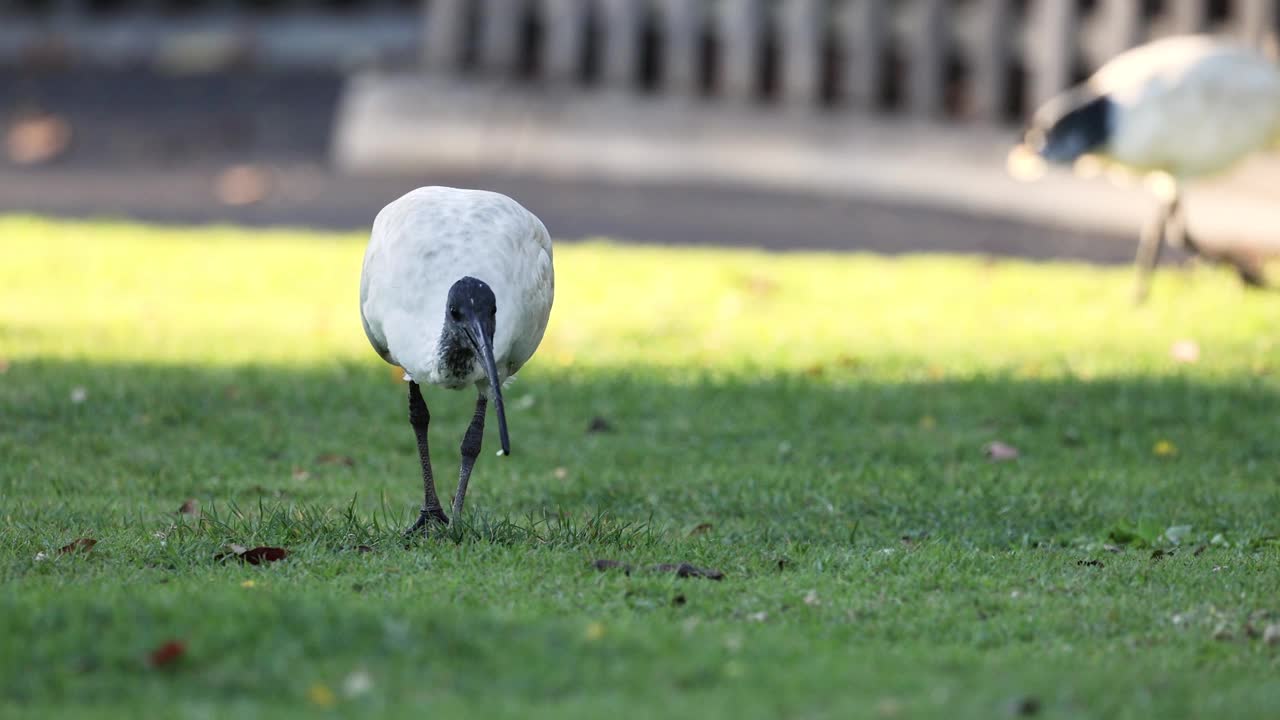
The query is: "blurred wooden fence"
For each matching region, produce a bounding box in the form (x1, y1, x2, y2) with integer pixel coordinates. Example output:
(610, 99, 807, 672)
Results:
(2, 1, 1276, 123)
(422, 0, 1280, 122)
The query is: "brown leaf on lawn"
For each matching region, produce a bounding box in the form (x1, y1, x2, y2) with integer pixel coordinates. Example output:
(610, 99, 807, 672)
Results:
(651, 563, 724, 580)
(592, 559, 632, 574)
(1171, 339, 1200, 364)
(217, 545, 288, 564)
(687, 522, 713, 537)
(586, 416, 614, 433)
(148, 640, 186, 668)
(240, 546, 289, 564)
(984, 441, 1020, 461)
(177, 499, 199, 516)
(291, 467, 311, 481)
(0, 358, 10, 374)
(215, 164, 272, 206)
(6, 112, 72, 165)
(316, 453, 355, 467)
(58, 538, 97, 555)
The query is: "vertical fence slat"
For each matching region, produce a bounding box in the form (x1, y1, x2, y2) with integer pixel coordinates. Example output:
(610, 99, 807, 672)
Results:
(841, 0, 888, 110)
(1237, 0, 1277, 51)
(656, 0, 701, 97)
(478, 0, 521, 74)
(1169, 0, 1206, 33)
(906, 0, 948, 117)
(966, 0, 1011, 122)
(718, 0, 765, 102)
(542, 0, 587, 83)
(422, 0, 467, 70)
(1092, 0, 1142, 60)
(1027, 0, 1078, 109)
(598, 0, 640, 89)
(778, 0, 823, 108)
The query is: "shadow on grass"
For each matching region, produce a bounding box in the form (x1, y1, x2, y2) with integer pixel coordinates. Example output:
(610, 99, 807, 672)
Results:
(3, 358, 1279, 551)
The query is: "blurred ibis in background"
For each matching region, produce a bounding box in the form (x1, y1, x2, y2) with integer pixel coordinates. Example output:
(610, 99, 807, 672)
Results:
(360, 187, 555, 534)
(1016, 34, 1280, 302)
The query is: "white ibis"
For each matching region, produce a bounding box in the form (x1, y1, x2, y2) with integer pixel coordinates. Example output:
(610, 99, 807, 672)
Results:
(359, 186, 555, 533)
(1016, 34, 1280, 302)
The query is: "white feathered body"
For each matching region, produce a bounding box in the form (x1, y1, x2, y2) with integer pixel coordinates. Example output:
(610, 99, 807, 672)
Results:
(1090, 35, 1280, 178)
(360, 187, 554, 389)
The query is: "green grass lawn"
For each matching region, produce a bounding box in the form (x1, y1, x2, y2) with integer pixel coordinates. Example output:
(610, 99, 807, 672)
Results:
(2, 216, 1279, 719)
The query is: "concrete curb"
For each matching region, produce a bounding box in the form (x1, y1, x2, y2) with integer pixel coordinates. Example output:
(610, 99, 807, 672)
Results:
(334, 72, 1280, 253)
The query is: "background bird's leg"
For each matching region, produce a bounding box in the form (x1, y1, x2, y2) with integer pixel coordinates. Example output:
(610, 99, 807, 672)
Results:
(1132, 200, 1172, 304)
(1167, 194, 1268, 289)
(452, 392, 487, 519)
(405, 381, 449, 535)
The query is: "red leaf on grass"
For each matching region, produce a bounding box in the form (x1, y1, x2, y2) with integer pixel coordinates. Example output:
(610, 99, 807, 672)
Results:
(177, 499, 199, 516)
(240, 546, 289, 564)
(59, 538, 97, 554)
(216, 545, 289, 564)
(148, 640, 186, 667)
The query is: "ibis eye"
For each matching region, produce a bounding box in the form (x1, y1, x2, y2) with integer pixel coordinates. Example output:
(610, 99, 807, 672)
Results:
(449, 306, 462, 321)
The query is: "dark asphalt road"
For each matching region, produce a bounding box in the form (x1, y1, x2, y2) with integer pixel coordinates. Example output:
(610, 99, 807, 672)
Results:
(0, 67, 1141, 263)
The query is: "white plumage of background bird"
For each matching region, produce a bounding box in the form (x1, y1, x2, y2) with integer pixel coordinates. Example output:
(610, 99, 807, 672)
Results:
(1015, 34, 1280, 302)
(360, 186, 554, 533)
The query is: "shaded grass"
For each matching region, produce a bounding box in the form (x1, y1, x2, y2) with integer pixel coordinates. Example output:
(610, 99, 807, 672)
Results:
(3, 217, 1280, 718)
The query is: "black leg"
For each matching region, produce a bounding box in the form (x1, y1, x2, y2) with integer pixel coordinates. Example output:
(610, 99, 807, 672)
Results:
(404, 381, 449, 536)
(1133, 199, 1172, 305)
(451, 392, 487, 519)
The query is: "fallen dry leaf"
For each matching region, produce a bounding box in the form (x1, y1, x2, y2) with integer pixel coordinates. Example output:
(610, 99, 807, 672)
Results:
(215, 164, 271, 206)
(651, 563, 724, 580)
(586, 416, 614, 433)
(59, 538, 97, 555)
(985, 441, 1020, 461)
(291, 467, 311, 481)
(148, 640, 186, 668)
(217, 545, 288, 565)
(177, 499, 199, 516)
(6, 113, 72, 165)
(1171, 339, 1201, 364)
(316, 453, 355, 467)
(687, 522, 713, 537)
(0, 358, 9, 374)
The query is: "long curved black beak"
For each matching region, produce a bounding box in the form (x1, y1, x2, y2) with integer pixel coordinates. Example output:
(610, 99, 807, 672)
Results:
(465, 315, 510, 456)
